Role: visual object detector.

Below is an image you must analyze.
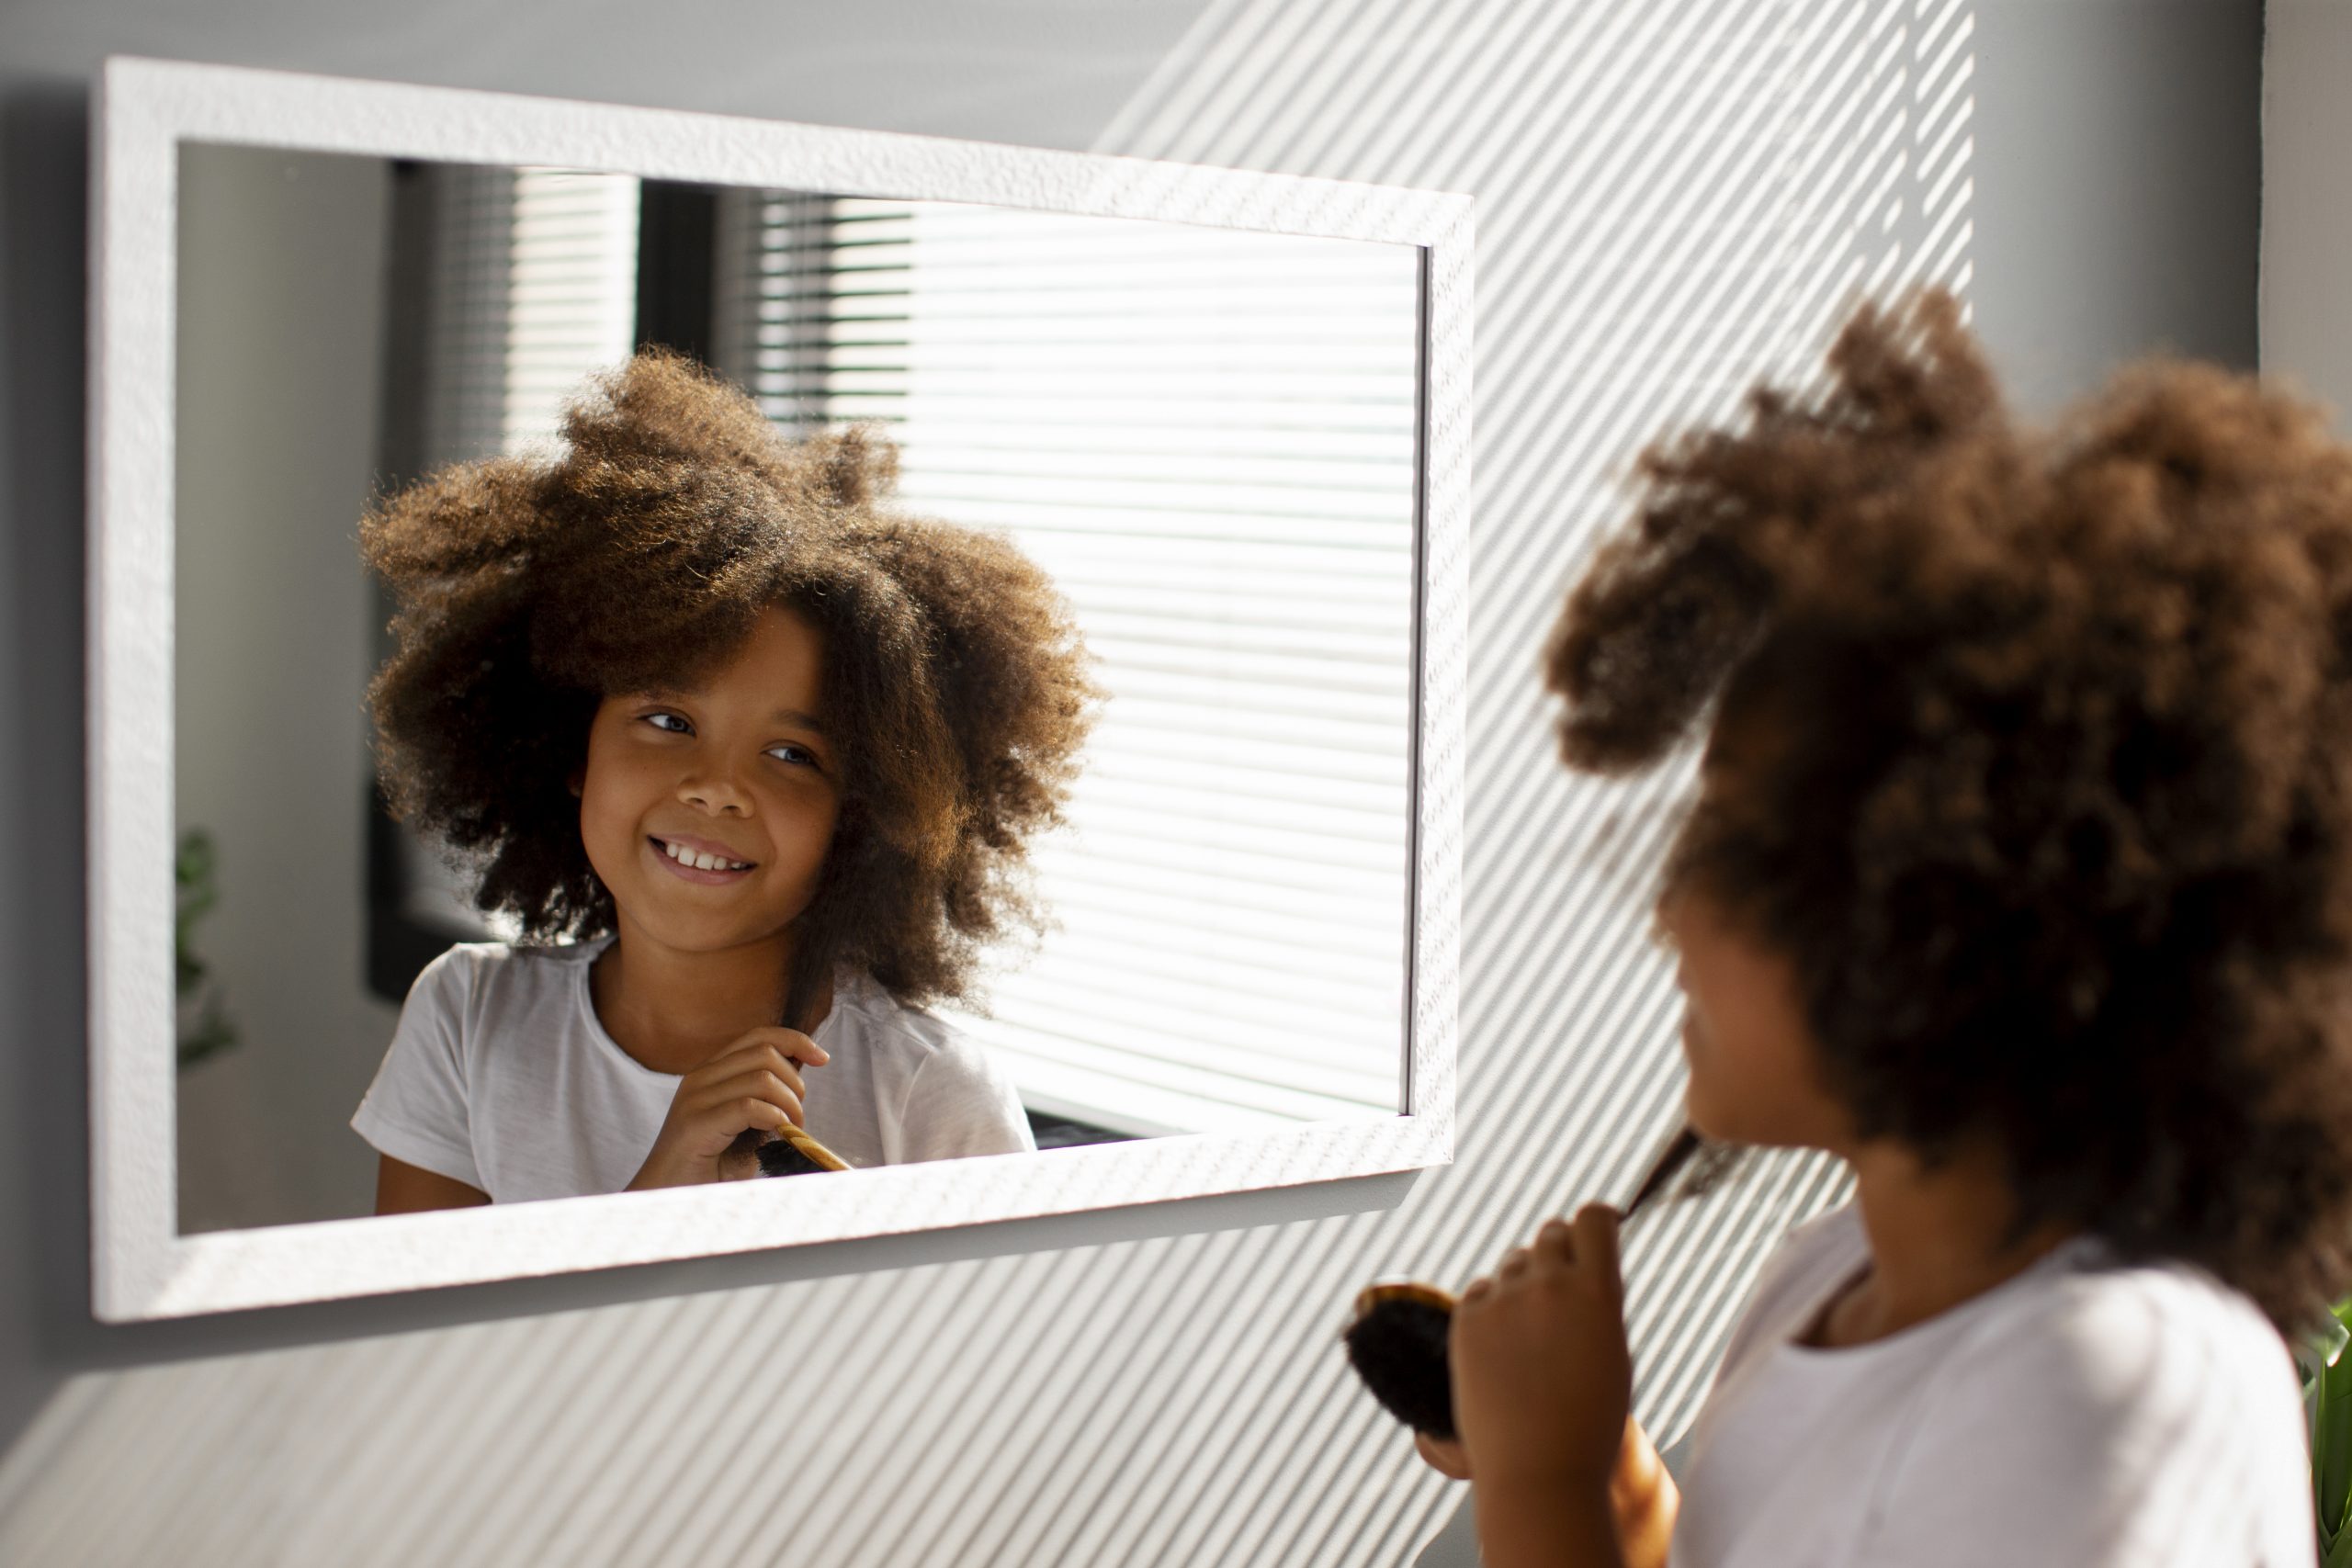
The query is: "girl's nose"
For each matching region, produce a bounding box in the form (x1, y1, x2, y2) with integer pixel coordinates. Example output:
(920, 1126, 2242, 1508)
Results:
(678, 772, 751, 815)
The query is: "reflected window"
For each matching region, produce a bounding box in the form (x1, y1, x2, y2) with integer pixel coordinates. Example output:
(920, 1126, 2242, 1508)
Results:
(713, 195, 1419, 1136)
(368, 177, 1419, 1139)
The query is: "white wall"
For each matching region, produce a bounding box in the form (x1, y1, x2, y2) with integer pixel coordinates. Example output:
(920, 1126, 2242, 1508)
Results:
(0, 2, 2261, 1563)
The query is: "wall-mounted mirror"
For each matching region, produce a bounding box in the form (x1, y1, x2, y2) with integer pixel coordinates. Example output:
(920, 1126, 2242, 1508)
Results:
(91, 57, 1469, 1319)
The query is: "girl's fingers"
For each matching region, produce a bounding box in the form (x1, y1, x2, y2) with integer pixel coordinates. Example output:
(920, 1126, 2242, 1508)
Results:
(684, 1040, 822, 1093)
(694, 1050, 808, 1099)
(693, 1068, 806, 1126)
(1498, 1247, 1533, 1280)
(680, 1098, 791, 1158)
(1535, 1217, 1577, 1258)
(725, 1099, 792, 1134)
(700, 1064, 807, 1111)
(1571, 1202, 1623, 1296)
(724, 1025, 831, 1068)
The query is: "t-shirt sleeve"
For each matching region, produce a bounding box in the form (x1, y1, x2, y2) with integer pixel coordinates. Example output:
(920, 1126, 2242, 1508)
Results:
(350, 947, 484, 1190)
(890, 1035, 1038, 1164)
(1860, 1275, 2311, 1567)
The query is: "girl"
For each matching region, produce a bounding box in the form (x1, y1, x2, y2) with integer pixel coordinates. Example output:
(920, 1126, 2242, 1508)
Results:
(351, 351, 1097, 1212)
(1436, 292, 2342, 1564)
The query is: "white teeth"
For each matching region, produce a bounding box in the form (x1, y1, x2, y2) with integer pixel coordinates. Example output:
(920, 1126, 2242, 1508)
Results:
(662, 840, 750, 873)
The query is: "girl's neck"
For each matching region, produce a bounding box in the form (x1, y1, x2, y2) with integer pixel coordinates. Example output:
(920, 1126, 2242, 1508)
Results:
(589, 923, 808, 1076)
(1812, 1140, 2078, 1348)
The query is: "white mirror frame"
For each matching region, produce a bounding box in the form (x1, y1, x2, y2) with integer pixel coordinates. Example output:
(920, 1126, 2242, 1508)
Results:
(87, 55, 1469, 1321)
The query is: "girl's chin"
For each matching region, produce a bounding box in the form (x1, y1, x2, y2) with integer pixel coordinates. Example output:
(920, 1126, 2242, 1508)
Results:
(1680, 1078, 1742, 1145)
(613, 890, 808, 951)
(617, 919, 797, 957)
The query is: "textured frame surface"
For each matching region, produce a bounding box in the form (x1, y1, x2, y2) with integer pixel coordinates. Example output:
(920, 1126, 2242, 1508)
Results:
(88, 56, 1469, 1320)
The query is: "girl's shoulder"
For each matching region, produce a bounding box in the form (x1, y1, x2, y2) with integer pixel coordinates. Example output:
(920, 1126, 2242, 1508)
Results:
(820, 977, 1032, 1157)
(1700, 1209, 2310, 1562)
(823, 974, 967, 1062)
(1740, 1201, 2293, 1387)
(822, 976, 1022, 1099)
(1868, 1251, 2312, 1562)
(1950, 1243, 2301, 1415)
(405, 937, 605, 1015)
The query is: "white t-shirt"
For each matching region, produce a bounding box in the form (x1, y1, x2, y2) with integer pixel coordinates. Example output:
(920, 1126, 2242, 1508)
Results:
(1669, 1204, 2312, 1567)
(352, 939, 1035, 1201)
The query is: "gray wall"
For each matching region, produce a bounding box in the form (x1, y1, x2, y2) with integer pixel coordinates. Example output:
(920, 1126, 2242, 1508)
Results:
(173, 144, 401, 1234)
(2261, 0, 2352, 411)
(0, 1, 2261, 1563)
(1973, 0, 2261, 415)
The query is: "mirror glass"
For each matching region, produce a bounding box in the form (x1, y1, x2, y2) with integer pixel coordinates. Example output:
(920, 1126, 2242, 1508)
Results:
(171, 143, 1421, 1235)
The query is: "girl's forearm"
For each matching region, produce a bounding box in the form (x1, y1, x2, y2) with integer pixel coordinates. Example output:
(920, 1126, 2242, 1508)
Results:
(1474, 1418, 1679, 1568)
(1611, 1417, 1679, 1567)
(1475, 1472, 1625, 1568)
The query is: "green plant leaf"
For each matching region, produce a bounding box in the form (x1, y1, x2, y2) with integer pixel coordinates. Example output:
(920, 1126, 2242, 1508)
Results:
(2303, 1315, 2350, 1387)
(175, 994, 237, 1069)
(2317, 1337, 2352, 1548)
(173, 828, 237, 1066)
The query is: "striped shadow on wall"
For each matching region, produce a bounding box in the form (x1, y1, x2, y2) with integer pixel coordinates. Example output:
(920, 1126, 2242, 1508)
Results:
(0, 1, 1969, 1562)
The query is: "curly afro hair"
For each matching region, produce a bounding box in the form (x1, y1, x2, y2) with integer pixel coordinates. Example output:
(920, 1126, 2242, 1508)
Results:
(365, 349, 1099, 1021)
(1545, 289, 2352, 1329)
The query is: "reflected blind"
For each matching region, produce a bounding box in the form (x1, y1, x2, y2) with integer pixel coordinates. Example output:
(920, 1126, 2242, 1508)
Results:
(418, 164, 642, 466)
(400, 165, 642, 940)
(717, 196, 1422, 1134)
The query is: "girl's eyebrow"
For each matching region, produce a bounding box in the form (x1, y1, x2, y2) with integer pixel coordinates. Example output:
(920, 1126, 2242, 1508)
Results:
(772, 707, 826, 732)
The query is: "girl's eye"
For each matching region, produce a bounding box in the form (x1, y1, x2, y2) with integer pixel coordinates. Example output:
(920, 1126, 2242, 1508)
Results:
(643, 712, 692, 735)
(766, 742, 820, 768)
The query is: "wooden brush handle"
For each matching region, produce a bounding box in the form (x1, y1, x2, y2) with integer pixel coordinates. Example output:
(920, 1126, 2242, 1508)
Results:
(775, 1124, 850, 1172)
(1621, 1125, 1702, 1222)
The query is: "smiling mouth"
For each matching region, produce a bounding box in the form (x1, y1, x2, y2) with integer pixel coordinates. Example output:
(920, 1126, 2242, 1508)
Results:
(650, 837, 756, 873)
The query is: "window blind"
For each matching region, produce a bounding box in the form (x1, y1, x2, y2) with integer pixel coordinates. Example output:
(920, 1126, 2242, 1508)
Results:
(400, 164, 643, 941)
(716, 195, 1422, 1135)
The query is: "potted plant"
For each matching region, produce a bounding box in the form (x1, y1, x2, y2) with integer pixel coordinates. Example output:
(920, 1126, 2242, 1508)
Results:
(175, 828, 237, 1067)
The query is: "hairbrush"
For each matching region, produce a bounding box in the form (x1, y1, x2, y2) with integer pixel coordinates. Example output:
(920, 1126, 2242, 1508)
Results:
(756, 1126, 851, 1176)
(1342, 1126, 1716, 1442)
(728, 1124, 853, 1177)
(749, 994, 850, 1178)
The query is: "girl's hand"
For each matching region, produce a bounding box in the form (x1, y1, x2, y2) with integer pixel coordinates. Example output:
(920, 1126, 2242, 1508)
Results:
(625, 1028, 831, 1190)
(1451, 1203, 1633, 1487)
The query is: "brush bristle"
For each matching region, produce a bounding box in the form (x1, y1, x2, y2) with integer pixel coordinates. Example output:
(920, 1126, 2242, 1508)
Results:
(757, 1137, 828, 1178)
(1343, 1296, 1456, 1439)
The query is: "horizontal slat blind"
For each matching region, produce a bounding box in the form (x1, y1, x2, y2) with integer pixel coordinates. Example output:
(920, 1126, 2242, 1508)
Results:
(418, 164, 641, 465)
(401, 165, 642, 939)
(718, 194, 1421, 1134)
(494, 168, 642, 457)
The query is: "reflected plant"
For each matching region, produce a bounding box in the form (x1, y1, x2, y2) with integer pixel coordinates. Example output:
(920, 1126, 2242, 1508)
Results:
(175, 828, 237, 1067)
(2302, 1301, 2352, 1564)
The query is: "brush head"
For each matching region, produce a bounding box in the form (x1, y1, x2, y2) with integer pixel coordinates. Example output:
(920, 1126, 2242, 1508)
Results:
(1343, 1282, 1457, 1440)
(751, 1126, 853, 1178)
(757, 1137, 829, 1177)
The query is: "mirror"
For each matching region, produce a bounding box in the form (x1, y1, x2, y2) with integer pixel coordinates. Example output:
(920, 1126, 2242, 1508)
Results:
(93, 57, 1467, 1317)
